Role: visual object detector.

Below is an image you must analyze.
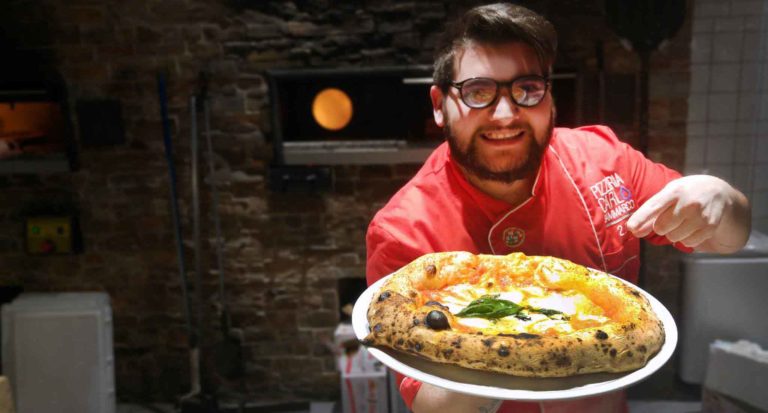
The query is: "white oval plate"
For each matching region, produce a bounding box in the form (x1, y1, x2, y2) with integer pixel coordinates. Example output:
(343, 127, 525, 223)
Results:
(352, 274, 678, 401)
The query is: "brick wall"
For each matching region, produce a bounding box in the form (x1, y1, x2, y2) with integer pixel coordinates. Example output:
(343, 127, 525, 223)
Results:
(0, 0, 690, 403)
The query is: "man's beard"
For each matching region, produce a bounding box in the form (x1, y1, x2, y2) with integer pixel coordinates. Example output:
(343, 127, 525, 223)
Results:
(446, 109, 555, 183)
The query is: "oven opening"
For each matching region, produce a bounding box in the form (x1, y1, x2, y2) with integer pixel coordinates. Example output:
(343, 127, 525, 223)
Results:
(266, 65, 441, 166)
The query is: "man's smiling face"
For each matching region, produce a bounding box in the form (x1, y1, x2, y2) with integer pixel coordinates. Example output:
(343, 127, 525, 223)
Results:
(431, 41, 555, 183)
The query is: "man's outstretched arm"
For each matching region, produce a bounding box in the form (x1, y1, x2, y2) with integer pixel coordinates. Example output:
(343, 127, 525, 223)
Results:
(627, 175, 751, 253)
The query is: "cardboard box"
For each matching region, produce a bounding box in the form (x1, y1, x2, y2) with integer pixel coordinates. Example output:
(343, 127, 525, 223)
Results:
(340, 346, 387, 413)
(335, 323, 412, 413)
(388, 369, 411, 413)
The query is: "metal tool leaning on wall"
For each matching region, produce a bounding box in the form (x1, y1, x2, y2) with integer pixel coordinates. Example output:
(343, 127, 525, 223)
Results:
(158, 72, 245, 413)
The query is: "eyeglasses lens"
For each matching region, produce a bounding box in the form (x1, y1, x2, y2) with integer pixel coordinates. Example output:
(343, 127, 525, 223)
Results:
(512, 77, 546, 107)
(460, 77, 547, 108)
(461, 79, 498, 108)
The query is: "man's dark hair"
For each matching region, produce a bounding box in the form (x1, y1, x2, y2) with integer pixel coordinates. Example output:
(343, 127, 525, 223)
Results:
(433, 3, 558, 91)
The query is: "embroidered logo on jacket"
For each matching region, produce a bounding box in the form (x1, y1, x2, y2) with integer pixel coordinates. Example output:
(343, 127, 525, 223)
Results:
(503, 227, 525, 248)
(589, 173, 636, 226)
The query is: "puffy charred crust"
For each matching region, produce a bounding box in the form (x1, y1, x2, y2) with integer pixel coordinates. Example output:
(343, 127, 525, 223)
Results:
(364, 252, 666, 378)
(499, 332, 541, 340)
(425, 264, 437, 277)
(425, 301, 449, 310)
(360, 337, 374, 346)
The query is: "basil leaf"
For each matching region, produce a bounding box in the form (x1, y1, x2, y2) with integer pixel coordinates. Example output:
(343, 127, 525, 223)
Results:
(528, 307, 570, 320)
(454, 294, 568, 321)
(455, 295, 523, 319)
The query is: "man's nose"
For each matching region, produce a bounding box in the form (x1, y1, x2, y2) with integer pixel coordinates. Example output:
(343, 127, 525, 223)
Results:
(490, 89, 519, 120)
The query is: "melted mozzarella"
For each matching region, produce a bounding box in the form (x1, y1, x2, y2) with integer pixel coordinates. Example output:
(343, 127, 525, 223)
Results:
(497, 290, 524, 303)
(527, 293, 578, 315)
(455, 317, 494, 330)
(436, 284, 489, 314)
(428, 281, 609, 336)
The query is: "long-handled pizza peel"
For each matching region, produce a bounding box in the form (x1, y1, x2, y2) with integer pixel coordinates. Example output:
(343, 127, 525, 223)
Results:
(196, 70, 244, 380)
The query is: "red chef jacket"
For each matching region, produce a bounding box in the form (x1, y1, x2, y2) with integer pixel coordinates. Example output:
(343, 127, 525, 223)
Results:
(366, 125, 688, 412)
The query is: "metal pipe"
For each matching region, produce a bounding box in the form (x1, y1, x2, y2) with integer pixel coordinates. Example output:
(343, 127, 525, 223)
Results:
(157, 74, 194, 346)
(203, 98, 228, 316)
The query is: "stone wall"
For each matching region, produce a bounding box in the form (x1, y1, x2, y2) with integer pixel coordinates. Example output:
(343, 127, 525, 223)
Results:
(0, 0, 690, 403)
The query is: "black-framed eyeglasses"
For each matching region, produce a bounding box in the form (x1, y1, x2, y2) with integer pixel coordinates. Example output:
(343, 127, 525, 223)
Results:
(450, 75, 549, 109)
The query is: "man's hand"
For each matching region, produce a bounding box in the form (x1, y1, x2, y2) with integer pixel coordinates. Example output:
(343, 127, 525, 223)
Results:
(411, 383, 502, 413)
(626, 175, 751, 253)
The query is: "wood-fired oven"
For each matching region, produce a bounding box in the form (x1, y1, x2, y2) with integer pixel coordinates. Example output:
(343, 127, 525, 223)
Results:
(0, 51, 76, 174)
(266, 65, 440, 167)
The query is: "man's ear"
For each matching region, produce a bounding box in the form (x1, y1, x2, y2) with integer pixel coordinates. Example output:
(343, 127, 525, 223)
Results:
(430, 85, 445, 127)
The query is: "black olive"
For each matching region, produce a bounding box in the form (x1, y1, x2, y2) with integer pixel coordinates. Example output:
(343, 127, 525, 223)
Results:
(425, 310, 450, 330)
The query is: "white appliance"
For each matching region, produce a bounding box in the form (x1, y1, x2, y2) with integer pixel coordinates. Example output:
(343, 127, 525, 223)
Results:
(679, 231, 768, 384)
(2, 292, 116, 413)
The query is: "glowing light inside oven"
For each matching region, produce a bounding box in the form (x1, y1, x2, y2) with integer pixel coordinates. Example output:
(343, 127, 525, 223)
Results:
(311, 88, 353, 131)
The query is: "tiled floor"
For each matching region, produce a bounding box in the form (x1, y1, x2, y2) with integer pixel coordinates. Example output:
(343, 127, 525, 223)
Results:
(117, 362, 703, 413)
(628, 400, 701, 413)
(119, 400, 702, 412)
(117, 405, 174, 413)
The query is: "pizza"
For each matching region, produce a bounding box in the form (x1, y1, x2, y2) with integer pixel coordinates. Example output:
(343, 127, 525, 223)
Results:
(362, 252, 664, 377)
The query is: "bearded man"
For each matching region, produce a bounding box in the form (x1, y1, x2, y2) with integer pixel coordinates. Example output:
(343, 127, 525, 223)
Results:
(365, 3, 751, 413)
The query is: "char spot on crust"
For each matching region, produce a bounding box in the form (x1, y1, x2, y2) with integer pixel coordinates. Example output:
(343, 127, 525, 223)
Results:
(414, 342, 423, 352)
(610, 348, 617, 357)
(637, 345, 647, 353)
(451, 338, 462, 349)
(425, 264, 437, 277)
(373, 323, 383, 333)
(482, 338, 494, 347)
(412, 318, 421, 326)
(377, 291, 391, 302)
(631, 290, 641, 297)
(498, 332, 541, 340)
(554, 355, 572, 367)
(498, 346, 510, 357)
(626, 351, 633, 358)
(595, 330, 609, 340)
(408, 290, 418, 298)
(396, 338, 404, 346)
(442, 348, 453, 358)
